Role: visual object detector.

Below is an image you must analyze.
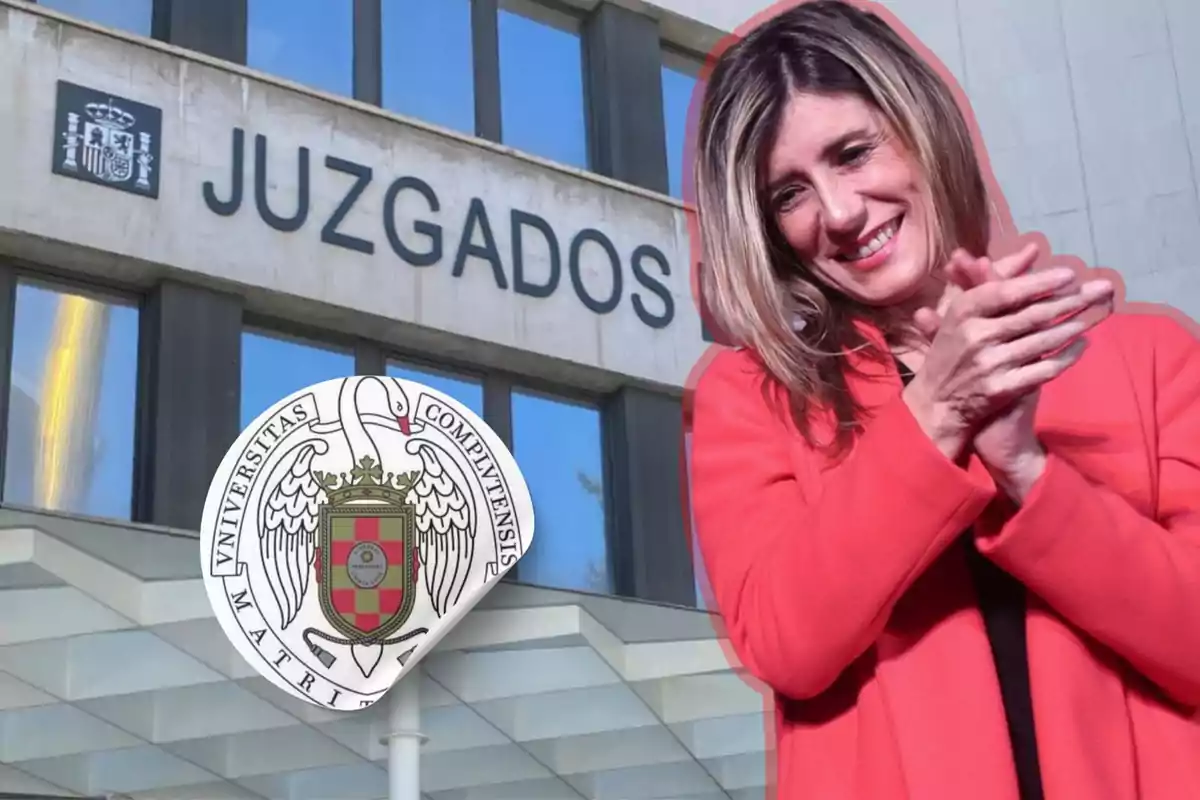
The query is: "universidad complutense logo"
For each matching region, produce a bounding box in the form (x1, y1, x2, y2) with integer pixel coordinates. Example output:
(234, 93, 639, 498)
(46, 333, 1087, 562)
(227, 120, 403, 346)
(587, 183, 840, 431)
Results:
(199, 375, 535, 710)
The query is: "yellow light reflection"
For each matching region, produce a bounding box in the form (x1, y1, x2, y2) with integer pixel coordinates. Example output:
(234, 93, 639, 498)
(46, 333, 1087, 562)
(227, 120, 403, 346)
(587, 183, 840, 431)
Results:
(35, 292, 110, 512)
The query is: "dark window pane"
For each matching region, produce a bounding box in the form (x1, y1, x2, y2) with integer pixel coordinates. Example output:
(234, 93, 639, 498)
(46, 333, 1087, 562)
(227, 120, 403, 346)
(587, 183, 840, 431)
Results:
(382, 0, 476, 135)
(498, 3, 588, 169)
(240, 330, 353, 429)
(247, 0, 353, 97)
(37, 0, 153, 37)
(5, 281, 139, 520)
(386, 361, 484, 418)
(512, 390, 609, 593)
(661, 57, 699, 200)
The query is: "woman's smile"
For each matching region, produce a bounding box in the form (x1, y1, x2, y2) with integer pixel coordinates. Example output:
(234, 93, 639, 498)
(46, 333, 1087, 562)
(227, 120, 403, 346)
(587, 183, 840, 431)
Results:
(832, 214, 904, 271)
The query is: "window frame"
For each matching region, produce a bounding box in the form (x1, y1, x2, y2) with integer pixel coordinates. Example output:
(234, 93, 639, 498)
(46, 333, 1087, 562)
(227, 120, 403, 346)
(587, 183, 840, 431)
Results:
(238, 314, 358, 430)
(242, 0, 358, 99)
(377, 0, 479, 134)
(495, 0, 592, 170)
(659, 43, 705, 202)
(509, 380, 614, 594)
(2, 266, 144, 521)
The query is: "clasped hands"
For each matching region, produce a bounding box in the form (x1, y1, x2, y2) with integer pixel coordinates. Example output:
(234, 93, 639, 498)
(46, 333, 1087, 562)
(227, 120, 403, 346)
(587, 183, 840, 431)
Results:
(902, 242, 1115, 502)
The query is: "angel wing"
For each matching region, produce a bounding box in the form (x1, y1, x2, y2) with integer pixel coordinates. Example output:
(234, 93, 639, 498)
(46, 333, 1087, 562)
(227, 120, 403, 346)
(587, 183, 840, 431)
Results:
(409, 439, 476, 617)
(259, 441, 325, 630)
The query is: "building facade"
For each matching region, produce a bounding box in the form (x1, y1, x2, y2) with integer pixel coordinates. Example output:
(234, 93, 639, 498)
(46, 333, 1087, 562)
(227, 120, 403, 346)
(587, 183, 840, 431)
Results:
(1, 0, 1198, 798)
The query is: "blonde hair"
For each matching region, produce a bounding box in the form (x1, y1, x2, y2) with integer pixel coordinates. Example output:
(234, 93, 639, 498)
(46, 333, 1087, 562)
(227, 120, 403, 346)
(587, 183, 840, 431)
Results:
(695, 0, 989, 454)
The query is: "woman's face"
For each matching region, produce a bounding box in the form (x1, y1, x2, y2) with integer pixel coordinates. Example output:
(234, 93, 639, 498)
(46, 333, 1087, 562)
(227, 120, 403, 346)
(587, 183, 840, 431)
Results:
(764, 91, 935, 308)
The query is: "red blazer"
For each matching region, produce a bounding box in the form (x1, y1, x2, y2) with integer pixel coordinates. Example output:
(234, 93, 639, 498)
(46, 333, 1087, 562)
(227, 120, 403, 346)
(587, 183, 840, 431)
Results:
(688, 312, 1200, 799)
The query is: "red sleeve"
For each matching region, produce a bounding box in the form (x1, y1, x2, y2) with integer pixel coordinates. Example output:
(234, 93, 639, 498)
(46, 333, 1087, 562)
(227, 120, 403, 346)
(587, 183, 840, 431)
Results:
(689, 350, 996, 700)
(974, 315, 1200, 708)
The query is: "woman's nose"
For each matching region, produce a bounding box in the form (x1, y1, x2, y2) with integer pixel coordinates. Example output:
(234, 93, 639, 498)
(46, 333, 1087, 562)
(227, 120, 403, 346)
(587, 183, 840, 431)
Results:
(817, 178, 867, 235)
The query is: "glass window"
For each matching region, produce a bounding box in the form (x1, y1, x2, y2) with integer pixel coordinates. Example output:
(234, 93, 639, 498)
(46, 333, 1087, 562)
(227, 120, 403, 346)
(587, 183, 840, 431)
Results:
(661, 52, 701, 201)
(37, 0, 153, 37)
(386, 361, 483, 418)
(512, 389, 609, 593)
(382, 0, 476, 136)
(498, 1, 588, 170)
(240, 330, 353, 430)
(5, 281, 139, 520)
(246, 0, 353, 98)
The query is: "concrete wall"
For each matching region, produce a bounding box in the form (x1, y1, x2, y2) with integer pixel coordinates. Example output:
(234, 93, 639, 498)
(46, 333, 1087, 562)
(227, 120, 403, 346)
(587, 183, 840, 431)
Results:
(650, 0, 1200, 320)
(0, 2, 704, 393)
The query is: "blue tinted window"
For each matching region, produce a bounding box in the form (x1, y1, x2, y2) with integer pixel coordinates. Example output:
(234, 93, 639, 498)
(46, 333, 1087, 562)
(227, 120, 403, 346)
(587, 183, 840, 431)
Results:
(240, 330, 353, 430)
(499, 4, 588, 169)
(661, 57, 700, 200)
(512, 390, 609, 593)
(38, 0, 153, 37)
(5, 281, 139, 520)
(386, 361, 484, 418)
(382, 0, 476, 135)
(247, 0, 353, 97)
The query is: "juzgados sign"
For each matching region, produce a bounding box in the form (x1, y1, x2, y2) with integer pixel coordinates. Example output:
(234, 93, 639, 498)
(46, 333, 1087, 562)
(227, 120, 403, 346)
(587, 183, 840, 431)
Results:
(201, 128, 679, 331)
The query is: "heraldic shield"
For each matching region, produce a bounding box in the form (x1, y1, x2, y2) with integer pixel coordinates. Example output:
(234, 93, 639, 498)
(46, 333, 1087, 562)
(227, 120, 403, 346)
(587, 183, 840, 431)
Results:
(319, 501, 422, 642)
(316, 459, 421, 644)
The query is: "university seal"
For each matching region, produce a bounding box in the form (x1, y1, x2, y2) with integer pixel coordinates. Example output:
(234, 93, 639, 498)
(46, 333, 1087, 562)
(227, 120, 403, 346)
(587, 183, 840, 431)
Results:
(199, 376, 535, 710)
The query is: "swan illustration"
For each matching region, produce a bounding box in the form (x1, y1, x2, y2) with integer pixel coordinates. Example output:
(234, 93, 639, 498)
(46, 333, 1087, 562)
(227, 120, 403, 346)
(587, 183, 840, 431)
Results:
(257, 376, 479, 679)
(257, 377, 407, 671)
(334, 376, 408, 678)
(330, 375, 480, 620)
(336, 375, 391, 475)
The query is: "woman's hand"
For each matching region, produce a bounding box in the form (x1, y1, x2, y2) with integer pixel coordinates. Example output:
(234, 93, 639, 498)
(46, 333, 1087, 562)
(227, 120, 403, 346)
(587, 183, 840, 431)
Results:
(941, 253, 1048, 501)
(902, 242, 1107, 463)
(935, 248, 1114, 499)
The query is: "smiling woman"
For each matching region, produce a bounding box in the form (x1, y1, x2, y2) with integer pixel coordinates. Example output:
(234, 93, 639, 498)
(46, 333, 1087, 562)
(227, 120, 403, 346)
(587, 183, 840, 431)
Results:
(766, 91, 934, 305)
(687, 1, 1200, 799)
(694, 0, 993, 455)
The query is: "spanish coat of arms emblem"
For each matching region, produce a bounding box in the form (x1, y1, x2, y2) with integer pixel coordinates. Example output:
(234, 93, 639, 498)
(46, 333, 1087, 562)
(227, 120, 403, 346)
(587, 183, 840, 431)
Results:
(200, 376, 535, 710)
(51, 80, 161, 199)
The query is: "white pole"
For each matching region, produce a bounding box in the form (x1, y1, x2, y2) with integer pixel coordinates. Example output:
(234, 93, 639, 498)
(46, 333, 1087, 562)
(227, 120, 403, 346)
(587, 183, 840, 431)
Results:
(383, 666, 426, 800)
